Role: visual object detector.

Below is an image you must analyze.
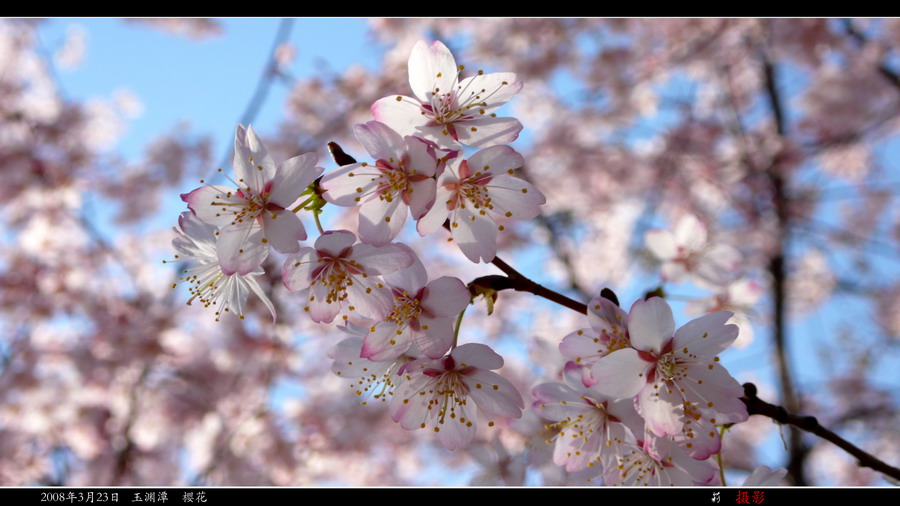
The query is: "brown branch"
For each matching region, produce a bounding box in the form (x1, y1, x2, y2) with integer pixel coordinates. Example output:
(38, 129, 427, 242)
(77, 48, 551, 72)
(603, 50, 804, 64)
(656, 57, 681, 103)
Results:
(757, 22, 808, 485)
(741, 383, 900, 483)
(842, 19, 900, 93)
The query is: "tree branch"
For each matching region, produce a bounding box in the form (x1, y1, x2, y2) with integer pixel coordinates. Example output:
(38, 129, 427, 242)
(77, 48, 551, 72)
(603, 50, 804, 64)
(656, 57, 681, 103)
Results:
(741, 383, 900, 483)
(842, 19, 900, 93)
(757, 22, 808, 485)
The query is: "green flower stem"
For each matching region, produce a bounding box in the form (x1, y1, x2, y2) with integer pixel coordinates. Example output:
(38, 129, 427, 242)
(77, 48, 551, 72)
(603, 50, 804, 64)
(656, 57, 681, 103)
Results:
(717, 425, 727, 486)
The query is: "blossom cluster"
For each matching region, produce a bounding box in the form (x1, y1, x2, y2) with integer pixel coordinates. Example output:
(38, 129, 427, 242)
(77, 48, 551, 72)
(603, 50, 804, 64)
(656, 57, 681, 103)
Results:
(173, 40, 541, 451)
(171, 38, 757, 483)
(532, 293, 750, 485)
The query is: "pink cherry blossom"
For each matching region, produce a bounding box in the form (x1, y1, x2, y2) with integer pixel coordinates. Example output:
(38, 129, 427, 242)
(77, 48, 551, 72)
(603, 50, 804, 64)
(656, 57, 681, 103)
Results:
(360, 249, 471, 361)
(645, 214, 740, 289)
(417, 145, 546, 263)
(532, 373, 642, 472)
(171, 211, 275, 321)
(280, 230, 413, 324)
(181, 124, 324, 270)
(686, 278, 763, 349)
(590, 297, 748, 438)
(328, 329, 420, 407)
(743, 465, 788, 486)
(372, 40, 523, 149)
(319, 121, 443, 246)
(604, 436, 716, 486)
(559, 295, 631, 371)
(389, 343, 524, 450)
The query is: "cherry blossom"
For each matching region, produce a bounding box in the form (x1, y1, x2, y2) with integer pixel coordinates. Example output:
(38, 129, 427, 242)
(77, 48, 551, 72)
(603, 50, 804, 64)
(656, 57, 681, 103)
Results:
(281, 230, 413, 324)
(604, 437, 716, 486)
(686, 278, 763, 349)
(743, 465, 788, 486)
(319, 120, 444, 246)
(417, 145, 546, 263)
(590, 297, 748, 438)
(532, 367, 643, 472)
(170, 211, 275, 322)
(645, 214, 741, 289)
(389, 343, 524, 450)
(360, 249, 471, 361)
(181, 124, 324, 271)
(559, 295, 631, 372)
(372, 40, 523, 149)
(328, 328, 419, 406)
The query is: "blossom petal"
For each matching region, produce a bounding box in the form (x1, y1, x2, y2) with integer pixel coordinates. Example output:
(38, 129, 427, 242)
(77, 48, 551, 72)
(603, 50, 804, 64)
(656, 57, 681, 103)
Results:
(262, 211, 305, 254)
(361, 322, 412, 361)
(559, 328, 606, 364)
(357, 196, 407, 247)
(627, 297, 675, 353)
(637, 379, 683, 437)
(405, 136, 439, 178)
(454, 116, 523, 148)
(408, 40, 458, 104)
(329, 337, 390, 378)
(320, 162, 381, 207)
(451, 343, 503, 370)
(645, 229, 677, 260)
(354, 120, 406, 161)
(350, 243, 413, 276)
(281, 247, 317, 291)
(484, 174, 545, 220)
(181, 185, 243, 226)
(586, 296, 629, 337)
(307, 282, 342, 324)
(216, 224, 269, 276)
(672, 311, 737, 358)
(679, 362, 748, 424)
(244, 273, 277, 322)
(464, 369, 524, 418)
(416, 185, 454, 236)
(456, 72, 522, 110)
(674, 214, 707, 252)
(531, 382, 587, 420)
(466, 145, 524, 176)
(451, 208, 497, 263)
(268, 152, 323, 207)
(414, 314, 454, 359)
(233, 124, 276, 193)
(390, 374, 434, 429)
(407, 178, 437, 221)
(370, 95, 431, 139)
(314, 229, 357, 256)
(420, 276, 470, 318)
(590, 348, 651, 399)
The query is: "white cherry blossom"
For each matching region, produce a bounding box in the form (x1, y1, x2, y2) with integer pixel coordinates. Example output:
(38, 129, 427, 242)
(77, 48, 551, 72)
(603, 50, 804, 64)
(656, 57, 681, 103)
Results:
(360, 249, 471, 361)
(559, 295, 632, 372)
(372, 40, 523, 150)
(686, 278, 763, 349)
(417, 145, 545, 263)
(319, 121, 442, 246)
(328, 327, 420, 407)
(280, 230, 413, 324)
(171, 211, 275, 322)
(532, 365, 643, 472)
(389, 343, 524, 450)
(645, 214, 740, 289)
(604, 437, 716, 486)
(182, 124, 324, 271)
(590, 297, 748, 438)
